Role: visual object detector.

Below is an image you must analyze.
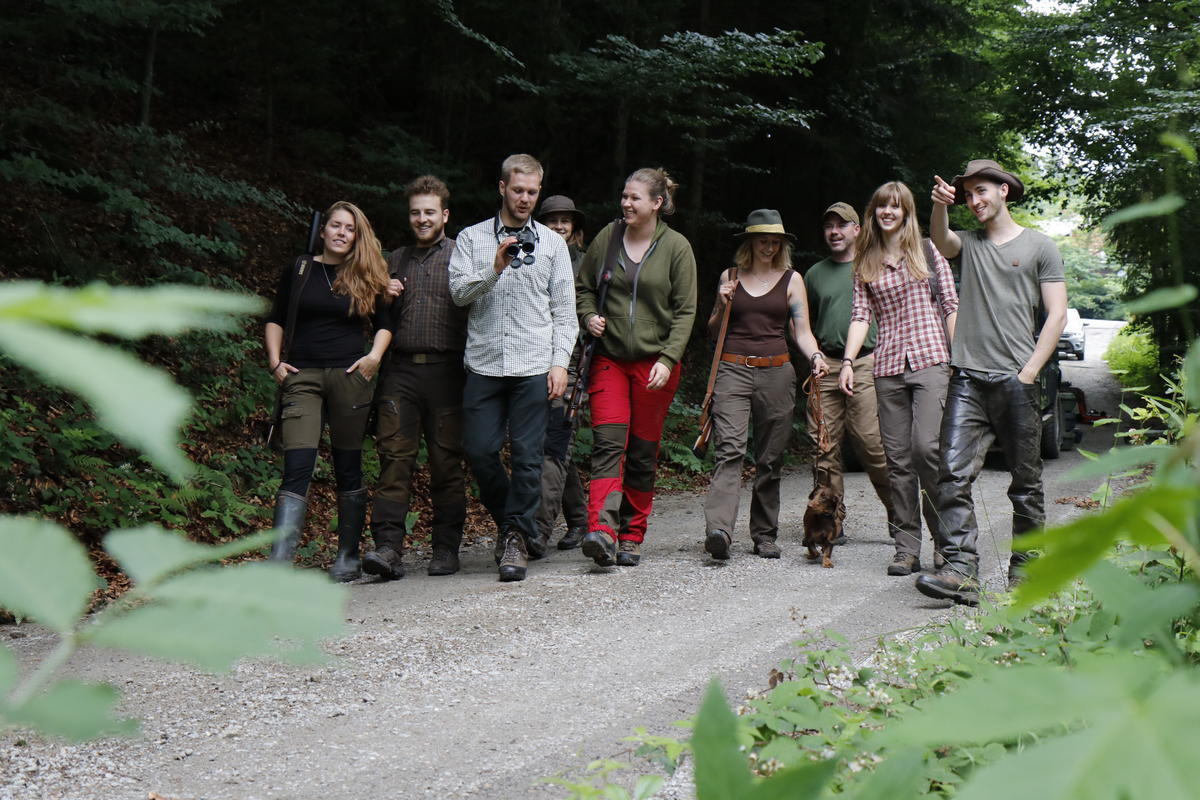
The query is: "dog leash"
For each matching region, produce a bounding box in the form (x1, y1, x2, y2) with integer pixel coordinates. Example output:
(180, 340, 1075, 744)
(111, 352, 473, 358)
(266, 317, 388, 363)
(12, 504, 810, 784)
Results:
(802, 373, 833, 457)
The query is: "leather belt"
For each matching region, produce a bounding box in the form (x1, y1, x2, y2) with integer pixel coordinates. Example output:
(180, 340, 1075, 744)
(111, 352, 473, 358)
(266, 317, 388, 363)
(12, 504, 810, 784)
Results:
(400, 353, 457, 364)
(720, 352, 790, 368)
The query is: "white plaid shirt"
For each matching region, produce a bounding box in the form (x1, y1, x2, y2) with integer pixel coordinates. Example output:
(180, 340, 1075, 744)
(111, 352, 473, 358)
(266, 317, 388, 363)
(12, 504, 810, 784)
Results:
(449, 216, 578, 377)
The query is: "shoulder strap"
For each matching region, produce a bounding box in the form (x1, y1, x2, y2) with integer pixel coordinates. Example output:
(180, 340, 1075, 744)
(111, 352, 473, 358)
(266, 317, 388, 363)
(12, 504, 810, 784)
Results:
(598, 220, 627, 288)
(281, 256, 313, 363)
(923, 239, 944, 310)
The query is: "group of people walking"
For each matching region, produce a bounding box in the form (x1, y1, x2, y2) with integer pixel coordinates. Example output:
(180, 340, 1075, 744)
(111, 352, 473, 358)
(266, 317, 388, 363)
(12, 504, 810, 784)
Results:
(262, 154, 1067, 606)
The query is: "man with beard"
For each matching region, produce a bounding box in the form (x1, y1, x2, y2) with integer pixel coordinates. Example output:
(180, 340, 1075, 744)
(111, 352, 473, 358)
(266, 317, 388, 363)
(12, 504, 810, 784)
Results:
(803, 202, 897, 541)
(449, 154, 578, 582)
(364, 175, 469, 581)
(917, 159, 1067, 605)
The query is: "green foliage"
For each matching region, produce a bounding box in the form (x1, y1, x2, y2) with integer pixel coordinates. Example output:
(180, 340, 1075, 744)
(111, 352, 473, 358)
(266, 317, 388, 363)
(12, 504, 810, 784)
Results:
(1104, 327, 1160, 389)
(0, 518, 101, 632)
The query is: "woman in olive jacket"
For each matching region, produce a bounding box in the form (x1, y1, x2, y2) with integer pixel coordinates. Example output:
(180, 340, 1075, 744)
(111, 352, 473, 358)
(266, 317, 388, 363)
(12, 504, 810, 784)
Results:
(576, 168, 697, 567)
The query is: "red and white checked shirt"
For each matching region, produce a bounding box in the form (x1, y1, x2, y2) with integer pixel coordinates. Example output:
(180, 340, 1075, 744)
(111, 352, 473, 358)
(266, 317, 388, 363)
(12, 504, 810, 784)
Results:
(850, 243, 959, 377)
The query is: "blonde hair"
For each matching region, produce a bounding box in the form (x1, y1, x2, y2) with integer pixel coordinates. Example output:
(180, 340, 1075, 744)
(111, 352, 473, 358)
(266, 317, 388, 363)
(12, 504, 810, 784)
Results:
(500, 153, 544, 183)
(324, 200, 388, 317)
(854, 181, 928, 284)
(733, 236, 793, 273)
(626, 167, 679, 216)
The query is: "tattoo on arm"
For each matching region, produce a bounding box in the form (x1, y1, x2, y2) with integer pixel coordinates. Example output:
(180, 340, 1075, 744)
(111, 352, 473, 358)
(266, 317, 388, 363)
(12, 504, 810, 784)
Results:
(789, 302, 805, 323)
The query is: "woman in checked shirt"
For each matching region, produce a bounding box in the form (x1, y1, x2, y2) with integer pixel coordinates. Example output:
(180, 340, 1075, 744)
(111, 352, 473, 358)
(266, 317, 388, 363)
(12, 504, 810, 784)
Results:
(837, 181, 958, 577)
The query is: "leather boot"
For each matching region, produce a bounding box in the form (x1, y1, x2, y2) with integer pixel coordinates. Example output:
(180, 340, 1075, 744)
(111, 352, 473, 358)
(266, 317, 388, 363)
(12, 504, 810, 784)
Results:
(269, 491, 308, 563)
(558, 525, 586, 550)
(329, 488, 368, 583)
(915, 566, 979, 606)
(498, 532, 529, 582)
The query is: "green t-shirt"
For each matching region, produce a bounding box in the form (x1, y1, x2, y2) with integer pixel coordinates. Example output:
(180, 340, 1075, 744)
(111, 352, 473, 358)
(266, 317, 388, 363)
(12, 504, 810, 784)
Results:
(804, 257, 876, 352)
(952, 228, 1066, 373)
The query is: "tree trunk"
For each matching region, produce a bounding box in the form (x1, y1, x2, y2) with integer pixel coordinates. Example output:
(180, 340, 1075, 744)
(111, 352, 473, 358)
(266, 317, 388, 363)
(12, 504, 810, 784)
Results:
(139, 25, 159, 127)
(614, 96, 629, 190)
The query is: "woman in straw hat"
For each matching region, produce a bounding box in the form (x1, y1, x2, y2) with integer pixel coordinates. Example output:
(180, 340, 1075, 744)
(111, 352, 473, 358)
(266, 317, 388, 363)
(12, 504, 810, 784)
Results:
(838, 181, 958, 577)
(702, 209, 827, 561)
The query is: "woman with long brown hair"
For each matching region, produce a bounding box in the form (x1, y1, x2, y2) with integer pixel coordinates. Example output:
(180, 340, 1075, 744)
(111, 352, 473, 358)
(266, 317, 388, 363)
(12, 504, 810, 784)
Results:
(264, 200, 394, 581)
(838, 182, 958, 576)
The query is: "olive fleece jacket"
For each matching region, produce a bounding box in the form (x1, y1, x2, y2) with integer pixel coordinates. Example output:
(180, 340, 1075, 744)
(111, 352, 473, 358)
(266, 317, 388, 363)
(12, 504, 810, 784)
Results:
(576, 219, 697, 369)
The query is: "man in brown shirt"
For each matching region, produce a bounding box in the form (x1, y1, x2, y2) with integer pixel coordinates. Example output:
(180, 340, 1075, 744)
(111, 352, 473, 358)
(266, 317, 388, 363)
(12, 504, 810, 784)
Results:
(364, 175, 470, 580)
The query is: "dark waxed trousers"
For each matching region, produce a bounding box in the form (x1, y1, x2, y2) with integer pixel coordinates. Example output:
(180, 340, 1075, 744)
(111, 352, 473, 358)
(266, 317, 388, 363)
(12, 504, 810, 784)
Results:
(935, 369, 1045, 575)
(462, 370, 548, 541)
(372, 358, 467, 553)
(536, 396, 588, 536)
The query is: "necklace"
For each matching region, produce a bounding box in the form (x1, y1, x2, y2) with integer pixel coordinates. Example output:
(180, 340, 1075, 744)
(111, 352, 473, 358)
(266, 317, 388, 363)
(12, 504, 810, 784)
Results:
(751, 270, 777, 287)
(321, 262, 335, 290)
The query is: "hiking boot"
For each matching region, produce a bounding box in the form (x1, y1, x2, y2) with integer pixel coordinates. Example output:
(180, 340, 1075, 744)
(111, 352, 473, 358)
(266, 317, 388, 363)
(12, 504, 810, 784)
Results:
(753, 538, 781, 559)
(362, 546, 405, 581)
(498, 533, 528, 582)
(493, 529, 507, 566)
(616, 540, 641, 566)
(581, 530, 617, 567)
(1008, 552, 1033, 587)
(558, 525, 587, 550)
(934, 550, 946, 570)
(329, 488, 368, 583)
(705, 530, 732, 561)
(915, 567, 980, 606)
(886, 553, 920, 576)
(427, 545, 460, 576)
(527, 530, 549, 561)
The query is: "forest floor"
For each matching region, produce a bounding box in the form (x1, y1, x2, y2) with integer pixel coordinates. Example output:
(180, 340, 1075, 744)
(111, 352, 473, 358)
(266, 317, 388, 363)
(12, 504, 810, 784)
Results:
(1, 321, 1126, 800)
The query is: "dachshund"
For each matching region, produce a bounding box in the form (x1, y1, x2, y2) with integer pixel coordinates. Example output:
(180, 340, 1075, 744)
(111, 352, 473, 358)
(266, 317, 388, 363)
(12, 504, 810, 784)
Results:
(803, 483, 845, 568)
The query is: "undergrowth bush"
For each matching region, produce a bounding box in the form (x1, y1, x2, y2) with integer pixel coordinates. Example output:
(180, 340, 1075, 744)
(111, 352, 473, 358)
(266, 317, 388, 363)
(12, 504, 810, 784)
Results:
(1104, 326, 1159, 388)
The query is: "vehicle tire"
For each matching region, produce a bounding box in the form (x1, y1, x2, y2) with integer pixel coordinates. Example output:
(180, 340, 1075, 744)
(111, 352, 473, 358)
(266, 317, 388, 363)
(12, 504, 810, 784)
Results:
(1041, 397, 1062, 460)
(1059, 392, 1077, 452)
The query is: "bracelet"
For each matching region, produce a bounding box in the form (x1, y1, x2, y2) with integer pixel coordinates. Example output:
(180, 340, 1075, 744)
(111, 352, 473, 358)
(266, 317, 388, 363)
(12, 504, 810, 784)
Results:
(269, 362, 280, 371)
(841, 358, 854, 365)
(810, 351, 825, 363)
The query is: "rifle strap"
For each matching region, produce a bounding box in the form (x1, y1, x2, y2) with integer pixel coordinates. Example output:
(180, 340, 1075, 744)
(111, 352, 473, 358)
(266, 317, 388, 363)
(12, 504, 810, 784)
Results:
(700, 268, 738, 414)
(280, 256, 313, 364)
(597, 219, 626, 289)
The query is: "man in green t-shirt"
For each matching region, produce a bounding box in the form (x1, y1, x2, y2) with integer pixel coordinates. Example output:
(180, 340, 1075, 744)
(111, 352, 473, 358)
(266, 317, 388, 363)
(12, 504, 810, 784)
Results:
(804, 202, 897, 540)
(917, 160, 1068, 606)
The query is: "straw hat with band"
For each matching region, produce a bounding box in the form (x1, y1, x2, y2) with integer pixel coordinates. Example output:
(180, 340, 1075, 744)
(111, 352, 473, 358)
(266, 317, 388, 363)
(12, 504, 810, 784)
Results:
(735, 208, 796, 242)
(950, 159, 1025, 204)
(538, 195, 585, 228)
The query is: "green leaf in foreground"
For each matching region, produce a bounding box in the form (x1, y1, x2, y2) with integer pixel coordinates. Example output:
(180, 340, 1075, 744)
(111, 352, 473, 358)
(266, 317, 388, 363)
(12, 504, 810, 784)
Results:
(1084, 560, 1200, 652)
(1122, 284, 1198, 315)
(1065, 444, 1175, 481)
(5, 680, 138, 740)
(105, 526, 278, 586)
(1013, 485, 1200, 609)
(1183, 339, 1200, 409)
(0, 517, 100, 632)
(693, 681, 754, 800)
(0, 643, 17, 694)
(1101, 194, 1184, 230)
(86, 564, 345, 672)
(0, 282, 264, 338)
(0, 321, 192, 480)
(846, 749, 927, 800)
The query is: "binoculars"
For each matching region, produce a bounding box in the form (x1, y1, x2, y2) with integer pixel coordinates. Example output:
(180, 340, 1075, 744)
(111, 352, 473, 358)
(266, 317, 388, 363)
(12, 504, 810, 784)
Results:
(505, 228, 537, 268)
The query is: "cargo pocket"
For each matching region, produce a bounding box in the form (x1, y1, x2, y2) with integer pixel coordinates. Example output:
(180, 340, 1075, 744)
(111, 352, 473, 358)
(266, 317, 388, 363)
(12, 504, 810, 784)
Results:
(435, 407, 464, 451)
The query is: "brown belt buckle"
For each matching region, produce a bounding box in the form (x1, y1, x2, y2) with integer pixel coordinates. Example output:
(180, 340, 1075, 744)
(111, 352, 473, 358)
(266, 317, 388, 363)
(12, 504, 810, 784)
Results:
(411, 353, 428, 365)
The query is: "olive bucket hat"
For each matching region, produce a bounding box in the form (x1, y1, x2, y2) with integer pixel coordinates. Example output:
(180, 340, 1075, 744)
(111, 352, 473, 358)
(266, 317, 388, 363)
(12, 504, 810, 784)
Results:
(735, 209, 796, 242)
(538, 195, 585, 228)
(950, 159, 1025, 204)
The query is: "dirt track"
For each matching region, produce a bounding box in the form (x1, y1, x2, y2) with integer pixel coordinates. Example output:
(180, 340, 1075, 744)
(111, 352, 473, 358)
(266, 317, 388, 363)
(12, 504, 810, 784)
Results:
(1, 321, 1125, 800)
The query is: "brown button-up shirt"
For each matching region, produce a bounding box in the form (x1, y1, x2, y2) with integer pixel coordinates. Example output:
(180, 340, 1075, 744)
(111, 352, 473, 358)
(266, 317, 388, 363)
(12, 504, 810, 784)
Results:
(388, 237, 468, 355)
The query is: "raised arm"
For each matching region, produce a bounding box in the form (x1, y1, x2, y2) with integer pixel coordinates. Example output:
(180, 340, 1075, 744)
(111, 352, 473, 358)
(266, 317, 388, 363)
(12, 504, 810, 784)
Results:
(930, 175, 963, 259)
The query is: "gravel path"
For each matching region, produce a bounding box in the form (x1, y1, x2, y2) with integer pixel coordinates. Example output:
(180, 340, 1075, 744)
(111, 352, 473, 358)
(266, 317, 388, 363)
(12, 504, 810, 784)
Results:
(1, 322, 1125, 800)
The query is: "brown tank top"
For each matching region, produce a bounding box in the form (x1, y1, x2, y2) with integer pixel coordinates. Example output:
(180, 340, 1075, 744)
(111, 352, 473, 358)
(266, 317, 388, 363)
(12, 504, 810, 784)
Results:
(724, 270, 792, 356)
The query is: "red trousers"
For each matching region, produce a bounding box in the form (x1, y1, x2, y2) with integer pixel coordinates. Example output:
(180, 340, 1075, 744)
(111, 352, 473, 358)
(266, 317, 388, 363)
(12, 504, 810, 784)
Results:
(586, 354, 681, 542)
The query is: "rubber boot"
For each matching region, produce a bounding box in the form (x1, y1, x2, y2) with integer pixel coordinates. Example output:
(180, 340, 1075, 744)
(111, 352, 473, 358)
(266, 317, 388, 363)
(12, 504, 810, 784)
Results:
(329, 488, 368, 582)
(269, 491, 309, 563)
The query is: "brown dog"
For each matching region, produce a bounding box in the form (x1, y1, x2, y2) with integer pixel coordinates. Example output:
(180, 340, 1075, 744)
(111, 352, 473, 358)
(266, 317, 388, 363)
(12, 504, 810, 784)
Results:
(803, 484, 844, 568)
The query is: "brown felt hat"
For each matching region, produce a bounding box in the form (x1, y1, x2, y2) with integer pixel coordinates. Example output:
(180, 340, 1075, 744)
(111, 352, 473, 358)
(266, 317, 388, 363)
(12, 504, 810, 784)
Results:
(538, 195, 585, 228)
(951, 159, 1025, 204)
(735, 209, 796, 242)
(822, 201, 860, 225)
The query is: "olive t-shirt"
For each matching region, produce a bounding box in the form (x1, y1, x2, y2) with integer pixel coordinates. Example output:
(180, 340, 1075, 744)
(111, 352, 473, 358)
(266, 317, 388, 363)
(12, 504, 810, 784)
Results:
(951, 228, 1065, 374)
(804, 257, 877, 353)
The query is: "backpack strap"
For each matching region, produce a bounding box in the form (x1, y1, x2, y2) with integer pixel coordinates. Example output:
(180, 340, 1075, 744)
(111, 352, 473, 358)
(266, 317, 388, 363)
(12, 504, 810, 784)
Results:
(922, 238, 945, 313)
(598, 219, 627, 289)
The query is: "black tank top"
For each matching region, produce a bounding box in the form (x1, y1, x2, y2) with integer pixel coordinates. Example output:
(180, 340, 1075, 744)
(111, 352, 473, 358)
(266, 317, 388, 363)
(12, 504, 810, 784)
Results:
(724, 270, 791, 356)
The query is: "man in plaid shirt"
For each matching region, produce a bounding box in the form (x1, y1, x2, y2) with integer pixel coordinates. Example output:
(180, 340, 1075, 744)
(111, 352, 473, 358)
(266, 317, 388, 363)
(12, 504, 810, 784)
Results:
(449, 154, 578, 582)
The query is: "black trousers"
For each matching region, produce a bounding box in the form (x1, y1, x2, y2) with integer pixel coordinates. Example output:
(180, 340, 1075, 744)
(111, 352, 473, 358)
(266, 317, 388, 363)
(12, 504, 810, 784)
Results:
(935, 369, 1045, 574)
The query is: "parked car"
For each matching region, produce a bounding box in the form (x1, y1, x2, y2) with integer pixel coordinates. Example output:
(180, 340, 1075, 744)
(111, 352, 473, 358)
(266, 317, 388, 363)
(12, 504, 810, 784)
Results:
(1057, 307, 1085, 361)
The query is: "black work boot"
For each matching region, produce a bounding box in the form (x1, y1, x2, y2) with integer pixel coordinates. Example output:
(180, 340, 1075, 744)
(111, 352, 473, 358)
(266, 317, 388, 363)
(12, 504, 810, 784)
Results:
(269, 491, 308, 563)
(498, 532, 529, 582)
(526, 529, 549, 561)
(705, 530, 732, 560)
(1008, 551, 1034, 587)
(558, 525, 587, 550)
(915, 566, 980, 606)
(581, 529, 617, 567)
(427, 545, 460, 576)
(362, 546, 405, 580)
(329, 488, 368, 583)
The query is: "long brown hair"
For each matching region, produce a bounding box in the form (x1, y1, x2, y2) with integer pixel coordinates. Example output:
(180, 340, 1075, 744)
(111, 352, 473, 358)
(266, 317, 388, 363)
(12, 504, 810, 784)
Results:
(324, 200, 388, 317)
(854, 181, 928, 284)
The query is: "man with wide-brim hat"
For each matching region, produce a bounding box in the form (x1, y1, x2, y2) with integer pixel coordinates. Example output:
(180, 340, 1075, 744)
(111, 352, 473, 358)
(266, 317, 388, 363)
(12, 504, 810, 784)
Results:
(802, 201, 899, 551)
(919, 160, 1068, 606)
